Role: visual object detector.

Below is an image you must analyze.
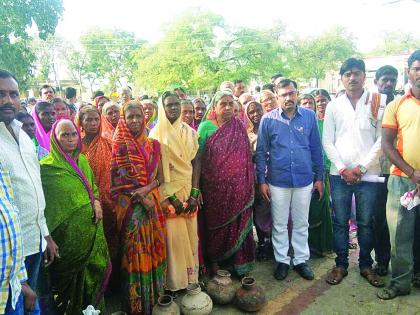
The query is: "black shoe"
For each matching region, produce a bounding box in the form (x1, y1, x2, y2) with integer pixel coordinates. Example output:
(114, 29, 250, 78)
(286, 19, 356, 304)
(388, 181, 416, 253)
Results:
(293, 263, 314, 280)
(274, 263, 289, 280)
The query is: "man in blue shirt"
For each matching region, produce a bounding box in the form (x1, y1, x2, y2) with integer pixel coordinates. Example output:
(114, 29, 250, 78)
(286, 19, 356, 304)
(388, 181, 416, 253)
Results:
(256, 79, 324, 281)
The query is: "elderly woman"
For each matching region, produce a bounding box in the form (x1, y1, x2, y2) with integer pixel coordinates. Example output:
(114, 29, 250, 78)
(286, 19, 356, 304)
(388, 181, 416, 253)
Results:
(259, 90, 277, 113)
(306, 89, 333, 256)
(150, 91, 200, 292)
(180, 99, 196, 130)
(40, 119, 110, 314)
(192, 97, 206, 128)
(197, 90, 255, 276)
(77, 105, 119, 262)
(141, 99, 158, 130)
(245, 101, 273, 260)
(101, 101, 120, 140)
(111, 100, 166, 315)
(299, 94, 316, 111)
(32, 101, 56, 152)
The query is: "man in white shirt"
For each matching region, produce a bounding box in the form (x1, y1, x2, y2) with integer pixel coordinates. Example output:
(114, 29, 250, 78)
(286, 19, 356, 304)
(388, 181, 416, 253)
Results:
(0, 69, 59, 314)
(322, 58, 386, 288)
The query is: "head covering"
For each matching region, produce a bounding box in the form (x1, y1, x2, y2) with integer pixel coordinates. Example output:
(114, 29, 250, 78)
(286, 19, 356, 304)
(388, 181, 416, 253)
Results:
(141, 99, 157, 129)
(32, 102, 52, 151)
(47, 120, 95, 208)
(202, 90, 234, 121)
(100, 102, 119, 140)
(94, 96, 110, 109)
(149, 94, 198, 188)
(110, 103, 160, 199)
(244, 101, 262, 152)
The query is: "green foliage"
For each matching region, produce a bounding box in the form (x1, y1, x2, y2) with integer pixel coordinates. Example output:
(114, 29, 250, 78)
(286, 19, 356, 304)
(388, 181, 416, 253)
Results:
(287, 27, 358, 86)
(368, 31, 420, 56)
(79, 28, 144, 91)
(0, 0, 64, 90)
(133, 9, 288, 93)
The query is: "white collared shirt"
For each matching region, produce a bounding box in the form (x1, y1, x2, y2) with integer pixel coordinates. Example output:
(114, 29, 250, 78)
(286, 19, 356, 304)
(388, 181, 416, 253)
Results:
(0, 120, 48, 256)
(322, 90, 386, 176)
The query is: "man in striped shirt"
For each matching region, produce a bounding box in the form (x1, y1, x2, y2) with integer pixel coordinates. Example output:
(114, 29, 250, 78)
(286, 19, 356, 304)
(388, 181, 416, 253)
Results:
(0, 164, 36, 314)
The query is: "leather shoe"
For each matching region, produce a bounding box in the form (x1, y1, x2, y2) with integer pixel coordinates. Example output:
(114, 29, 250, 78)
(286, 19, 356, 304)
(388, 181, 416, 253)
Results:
(293, 263, 314, 280)
(274, 263, 289, 280)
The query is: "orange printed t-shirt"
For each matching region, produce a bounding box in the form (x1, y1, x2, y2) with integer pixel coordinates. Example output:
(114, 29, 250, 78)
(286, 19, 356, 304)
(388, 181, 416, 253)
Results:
(382, 91, 420, 177)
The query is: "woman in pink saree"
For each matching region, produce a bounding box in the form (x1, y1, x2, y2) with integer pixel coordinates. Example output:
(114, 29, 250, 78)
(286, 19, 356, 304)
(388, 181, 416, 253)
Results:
(197, 90, 255, 277)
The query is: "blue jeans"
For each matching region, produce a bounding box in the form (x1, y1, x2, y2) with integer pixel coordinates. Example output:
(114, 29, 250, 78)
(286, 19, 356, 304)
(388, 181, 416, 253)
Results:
(5, 291, 24, 315)
(330, 176, 379, 270)
(24, 252, 41, 315)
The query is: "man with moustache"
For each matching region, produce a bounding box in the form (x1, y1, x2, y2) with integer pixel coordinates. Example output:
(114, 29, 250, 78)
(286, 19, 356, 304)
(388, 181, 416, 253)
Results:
(323, 58, 386, 287)
(378, 50, 420, 300)
(256, 79, 324, 281)
(372, 65, 398, 276)
(0, 69, 59, 314)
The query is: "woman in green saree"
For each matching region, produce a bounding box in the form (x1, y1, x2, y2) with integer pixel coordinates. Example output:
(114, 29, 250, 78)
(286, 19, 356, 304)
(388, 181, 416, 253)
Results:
(40, 119, 111, 314)
(307, 89, 334, 256)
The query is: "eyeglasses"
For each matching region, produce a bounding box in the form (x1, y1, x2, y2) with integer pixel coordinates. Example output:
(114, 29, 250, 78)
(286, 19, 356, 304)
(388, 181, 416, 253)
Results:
(278, 91, 297, 98)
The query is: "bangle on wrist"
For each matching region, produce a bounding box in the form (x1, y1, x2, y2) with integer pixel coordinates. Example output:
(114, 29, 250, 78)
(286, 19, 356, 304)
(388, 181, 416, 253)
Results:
(191, 187, 200, 198)
(168, 194, 178, 202)
(155, 178, 160, 187)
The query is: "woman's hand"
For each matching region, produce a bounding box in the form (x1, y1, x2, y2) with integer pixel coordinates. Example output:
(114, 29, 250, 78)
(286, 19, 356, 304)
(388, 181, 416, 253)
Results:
(140, 196, 155, 214)
(131, 186, 150, 203)
(93, 200, 103, 224)
(171, 198, 184, 215)
(185, 197, 198, 214)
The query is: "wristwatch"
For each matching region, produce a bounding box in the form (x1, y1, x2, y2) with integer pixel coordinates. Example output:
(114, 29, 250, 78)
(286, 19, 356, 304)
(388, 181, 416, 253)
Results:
(358, 165, 367, 174)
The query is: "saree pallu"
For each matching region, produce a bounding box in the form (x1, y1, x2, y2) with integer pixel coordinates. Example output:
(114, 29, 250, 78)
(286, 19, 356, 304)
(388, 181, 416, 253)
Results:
(41, 154, 110, 315)
(308, 173, 334, 256)
(116, 188, 166, 315)
(201, 118, 255, 276)
(111, 116, 166, 315)
(81, 136, 119, 262)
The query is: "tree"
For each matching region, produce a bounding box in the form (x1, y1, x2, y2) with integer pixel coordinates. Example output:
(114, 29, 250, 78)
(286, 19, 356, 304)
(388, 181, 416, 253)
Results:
(288, 27, 358, 87)
(133, 9, 289, 93)
(0, 0, 64, 90)
(369, 31, 420, 56)
(79, 28, 144, 91)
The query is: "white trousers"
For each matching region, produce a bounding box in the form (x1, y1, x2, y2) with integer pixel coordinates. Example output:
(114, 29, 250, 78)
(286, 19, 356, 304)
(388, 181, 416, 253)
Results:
(269, 183, 313, 265)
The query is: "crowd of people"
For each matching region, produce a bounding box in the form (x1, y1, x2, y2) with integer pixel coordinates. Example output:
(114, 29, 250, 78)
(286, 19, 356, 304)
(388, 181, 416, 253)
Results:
(1, 49, 420, 315)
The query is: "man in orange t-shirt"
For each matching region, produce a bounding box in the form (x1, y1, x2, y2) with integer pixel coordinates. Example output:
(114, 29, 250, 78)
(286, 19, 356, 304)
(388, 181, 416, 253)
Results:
(378, 50, 420, 300)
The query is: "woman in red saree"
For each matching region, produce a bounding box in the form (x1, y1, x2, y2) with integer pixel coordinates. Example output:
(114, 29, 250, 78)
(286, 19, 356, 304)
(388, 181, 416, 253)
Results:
(110, 100, 166, 315)
(77, 105, 119, 263)
(197, 90, 255, 277)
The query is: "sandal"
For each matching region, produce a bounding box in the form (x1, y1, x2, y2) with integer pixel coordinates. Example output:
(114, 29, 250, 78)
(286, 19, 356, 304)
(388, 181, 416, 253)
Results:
(377, 286, 410, 300)
(412, 272, 420, 288)
(360, 268, 385, 287)
(326, 266, 348, 285)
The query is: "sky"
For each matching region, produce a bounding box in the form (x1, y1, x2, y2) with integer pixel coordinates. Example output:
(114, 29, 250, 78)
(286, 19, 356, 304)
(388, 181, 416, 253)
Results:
(54, 0, 419, 53)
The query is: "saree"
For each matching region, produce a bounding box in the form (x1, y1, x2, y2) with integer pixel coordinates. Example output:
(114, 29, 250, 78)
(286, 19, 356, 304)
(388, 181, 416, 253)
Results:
(199, 117, 255, 276)
(307, 118, 333, 256)
(32, 106, 51, 152)
(111, 105, 166, 315)
(244, 102, 272, 239)
(149, 97, 199, 291)
(40, 121, 110, 315)
(77, 118, 119, 262)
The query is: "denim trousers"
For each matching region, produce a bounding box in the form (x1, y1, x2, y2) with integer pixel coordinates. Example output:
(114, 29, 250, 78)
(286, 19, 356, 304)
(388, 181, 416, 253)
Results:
(330, 175, 379, 270)
(5, 291, 24, 315)
(386, 175, 419, 291)
(373, 175, 391, 267)
(24, 252, 41, 315)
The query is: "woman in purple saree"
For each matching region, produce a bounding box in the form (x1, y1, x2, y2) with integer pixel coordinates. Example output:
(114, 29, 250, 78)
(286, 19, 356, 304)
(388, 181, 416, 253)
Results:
(197, 90, 255, 276)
